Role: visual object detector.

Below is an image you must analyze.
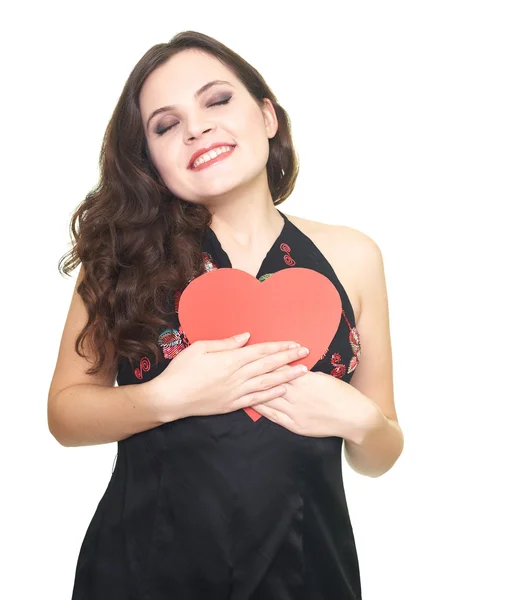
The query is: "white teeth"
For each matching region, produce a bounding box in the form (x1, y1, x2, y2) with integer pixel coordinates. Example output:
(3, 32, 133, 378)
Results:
(192, 146, 234, 168)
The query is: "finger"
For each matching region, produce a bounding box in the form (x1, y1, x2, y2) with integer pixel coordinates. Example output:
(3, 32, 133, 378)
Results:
(202, 332, 251, 352)
(230, 384, 287, 412)
(252, 402, 282, 423)
(237, 347, 309, 380)
(250, 396, 290, 411)
(253, 403, 298, 432)
(231, 340, 302, 368)
(271, 365, 308, 381)
(238, 365, 305, 400)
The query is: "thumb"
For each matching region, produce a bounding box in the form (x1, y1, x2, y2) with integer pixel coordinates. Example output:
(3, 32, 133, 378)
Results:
(203, 332, 251, 353)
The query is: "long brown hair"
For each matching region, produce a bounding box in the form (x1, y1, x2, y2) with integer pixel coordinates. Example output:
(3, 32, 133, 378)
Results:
(58, 31, 300, 376)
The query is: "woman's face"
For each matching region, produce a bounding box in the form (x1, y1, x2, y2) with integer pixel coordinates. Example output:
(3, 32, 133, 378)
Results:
(140, 49, 278, 204)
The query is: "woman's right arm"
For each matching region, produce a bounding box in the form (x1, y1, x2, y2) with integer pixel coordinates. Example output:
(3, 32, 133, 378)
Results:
(48, 266, 307, 447)
(47, 265, 173, 448)
(48, 380, 173, 448)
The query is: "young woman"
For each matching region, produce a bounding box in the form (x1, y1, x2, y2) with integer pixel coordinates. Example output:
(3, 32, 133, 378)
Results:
(48, 30, 403, 600)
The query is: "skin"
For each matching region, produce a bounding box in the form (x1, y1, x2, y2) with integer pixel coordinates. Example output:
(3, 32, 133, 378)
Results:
(139, 49, 402, 474)
(140, 49, 283, 278)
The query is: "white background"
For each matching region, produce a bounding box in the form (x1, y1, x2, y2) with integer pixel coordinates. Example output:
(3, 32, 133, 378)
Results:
(1, 1, 507, 598)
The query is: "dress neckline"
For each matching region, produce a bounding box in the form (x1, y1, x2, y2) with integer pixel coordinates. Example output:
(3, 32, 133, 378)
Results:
(205, 209, 289, 280)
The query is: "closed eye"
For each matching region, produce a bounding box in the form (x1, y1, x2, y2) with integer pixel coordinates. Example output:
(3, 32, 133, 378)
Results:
(210, 96, 231, 108)
(155, 95, 232, 136)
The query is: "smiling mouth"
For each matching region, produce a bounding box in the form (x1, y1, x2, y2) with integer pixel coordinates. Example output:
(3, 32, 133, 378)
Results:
(190, 145, 236, 171)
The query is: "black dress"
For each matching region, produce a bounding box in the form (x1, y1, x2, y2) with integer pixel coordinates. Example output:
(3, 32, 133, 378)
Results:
(71, 210, 363, 599)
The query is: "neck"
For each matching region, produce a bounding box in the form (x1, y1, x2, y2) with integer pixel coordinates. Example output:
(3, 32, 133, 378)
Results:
(206, 180, 284, 251)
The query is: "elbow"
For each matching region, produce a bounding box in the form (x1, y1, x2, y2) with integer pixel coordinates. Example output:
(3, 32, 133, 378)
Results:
(47, 395, 71, 447)
(50, 432, 71, 447)
(47, 415, 68, 447)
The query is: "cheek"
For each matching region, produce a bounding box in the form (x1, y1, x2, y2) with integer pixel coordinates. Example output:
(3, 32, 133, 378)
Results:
(237, 108, 265, 138)
(233, 113, 270, 159)
(149, 142, 180, 176)
(146, 144, 187, 196)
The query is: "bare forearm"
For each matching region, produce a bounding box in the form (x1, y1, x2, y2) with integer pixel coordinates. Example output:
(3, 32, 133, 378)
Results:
(343, 409, 404, 478)
(48, 380, 171, 448)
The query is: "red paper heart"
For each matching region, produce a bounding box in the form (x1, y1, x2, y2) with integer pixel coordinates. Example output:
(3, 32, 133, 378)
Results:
(178, 268, 342, 421)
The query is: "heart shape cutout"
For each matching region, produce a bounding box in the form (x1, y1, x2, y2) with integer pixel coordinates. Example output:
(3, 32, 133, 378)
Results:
(178, 267, 342, 421)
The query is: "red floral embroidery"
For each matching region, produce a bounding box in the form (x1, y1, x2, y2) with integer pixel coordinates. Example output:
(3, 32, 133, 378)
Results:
(347, 327, 361, 374)
(341, 311, 361, 374)
(202, 252, 218, 272)
(134, 356, 151, 380)
(326, 309, 362, 378)
(330, 352, 347, 378)
(280, 242, 296, 266)
(158, 326, 190, 360)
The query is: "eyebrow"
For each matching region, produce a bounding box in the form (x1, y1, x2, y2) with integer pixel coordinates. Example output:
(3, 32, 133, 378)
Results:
(146, 79, 233, 129)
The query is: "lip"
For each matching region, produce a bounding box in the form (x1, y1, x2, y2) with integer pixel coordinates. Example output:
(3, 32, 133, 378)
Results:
(188, 142, 236, 169)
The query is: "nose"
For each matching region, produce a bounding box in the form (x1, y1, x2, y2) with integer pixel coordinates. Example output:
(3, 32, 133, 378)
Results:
(184, 120, 215, 143)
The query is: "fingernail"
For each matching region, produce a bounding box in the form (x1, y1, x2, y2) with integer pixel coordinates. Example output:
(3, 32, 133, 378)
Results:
(289, 342, 300, 349)
(234, 332, 250, 341)
(298, 347, 309, 357)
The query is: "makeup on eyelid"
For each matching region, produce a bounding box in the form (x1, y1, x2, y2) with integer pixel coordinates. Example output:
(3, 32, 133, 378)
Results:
(155, 95, 232, 136)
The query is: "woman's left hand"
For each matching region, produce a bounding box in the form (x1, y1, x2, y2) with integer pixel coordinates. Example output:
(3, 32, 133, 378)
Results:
(251, 370, 379, 443)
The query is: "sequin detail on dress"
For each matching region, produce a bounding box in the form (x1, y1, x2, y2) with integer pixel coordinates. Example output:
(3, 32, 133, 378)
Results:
(202, 251, 218, 272)
(342, 311, 361, 374)
(158, 327, 190, 360)
(330, 353, 347, 379)
(320, 309, 362, 378)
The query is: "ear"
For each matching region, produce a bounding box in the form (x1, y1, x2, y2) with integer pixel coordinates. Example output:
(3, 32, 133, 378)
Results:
(261, 98, 279, 139)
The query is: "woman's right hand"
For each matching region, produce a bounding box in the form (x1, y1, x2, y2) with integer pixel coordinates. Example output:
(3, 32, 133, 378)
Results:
(151, 332, 309, 421)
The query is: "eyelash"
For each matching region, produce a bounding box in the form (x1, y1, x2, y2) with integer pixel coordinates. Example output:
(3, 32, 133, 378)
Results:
(155, 96, 232, 136)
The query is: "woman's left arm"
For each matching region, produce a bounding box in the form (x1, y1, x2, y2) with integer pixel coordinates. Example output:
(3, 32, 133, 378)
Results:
(340, 228, 404, 477)
(252, 227, 404, 478)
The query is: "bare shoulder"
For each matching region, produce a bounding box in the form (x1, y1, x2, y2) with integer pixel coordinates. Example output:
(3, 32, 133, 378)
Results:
(285, 212, 379, 254)
(284, 213, 383, 324)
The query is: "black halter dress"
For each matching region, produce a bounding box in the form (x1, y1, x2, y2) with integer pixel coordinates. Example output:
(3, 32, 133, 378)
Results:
(71, 210, 363, 600)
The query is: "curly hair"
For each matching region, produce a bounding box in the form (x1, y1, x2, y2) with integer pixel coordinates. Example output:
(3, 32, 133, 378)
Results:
(58, 30, 300, 376)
